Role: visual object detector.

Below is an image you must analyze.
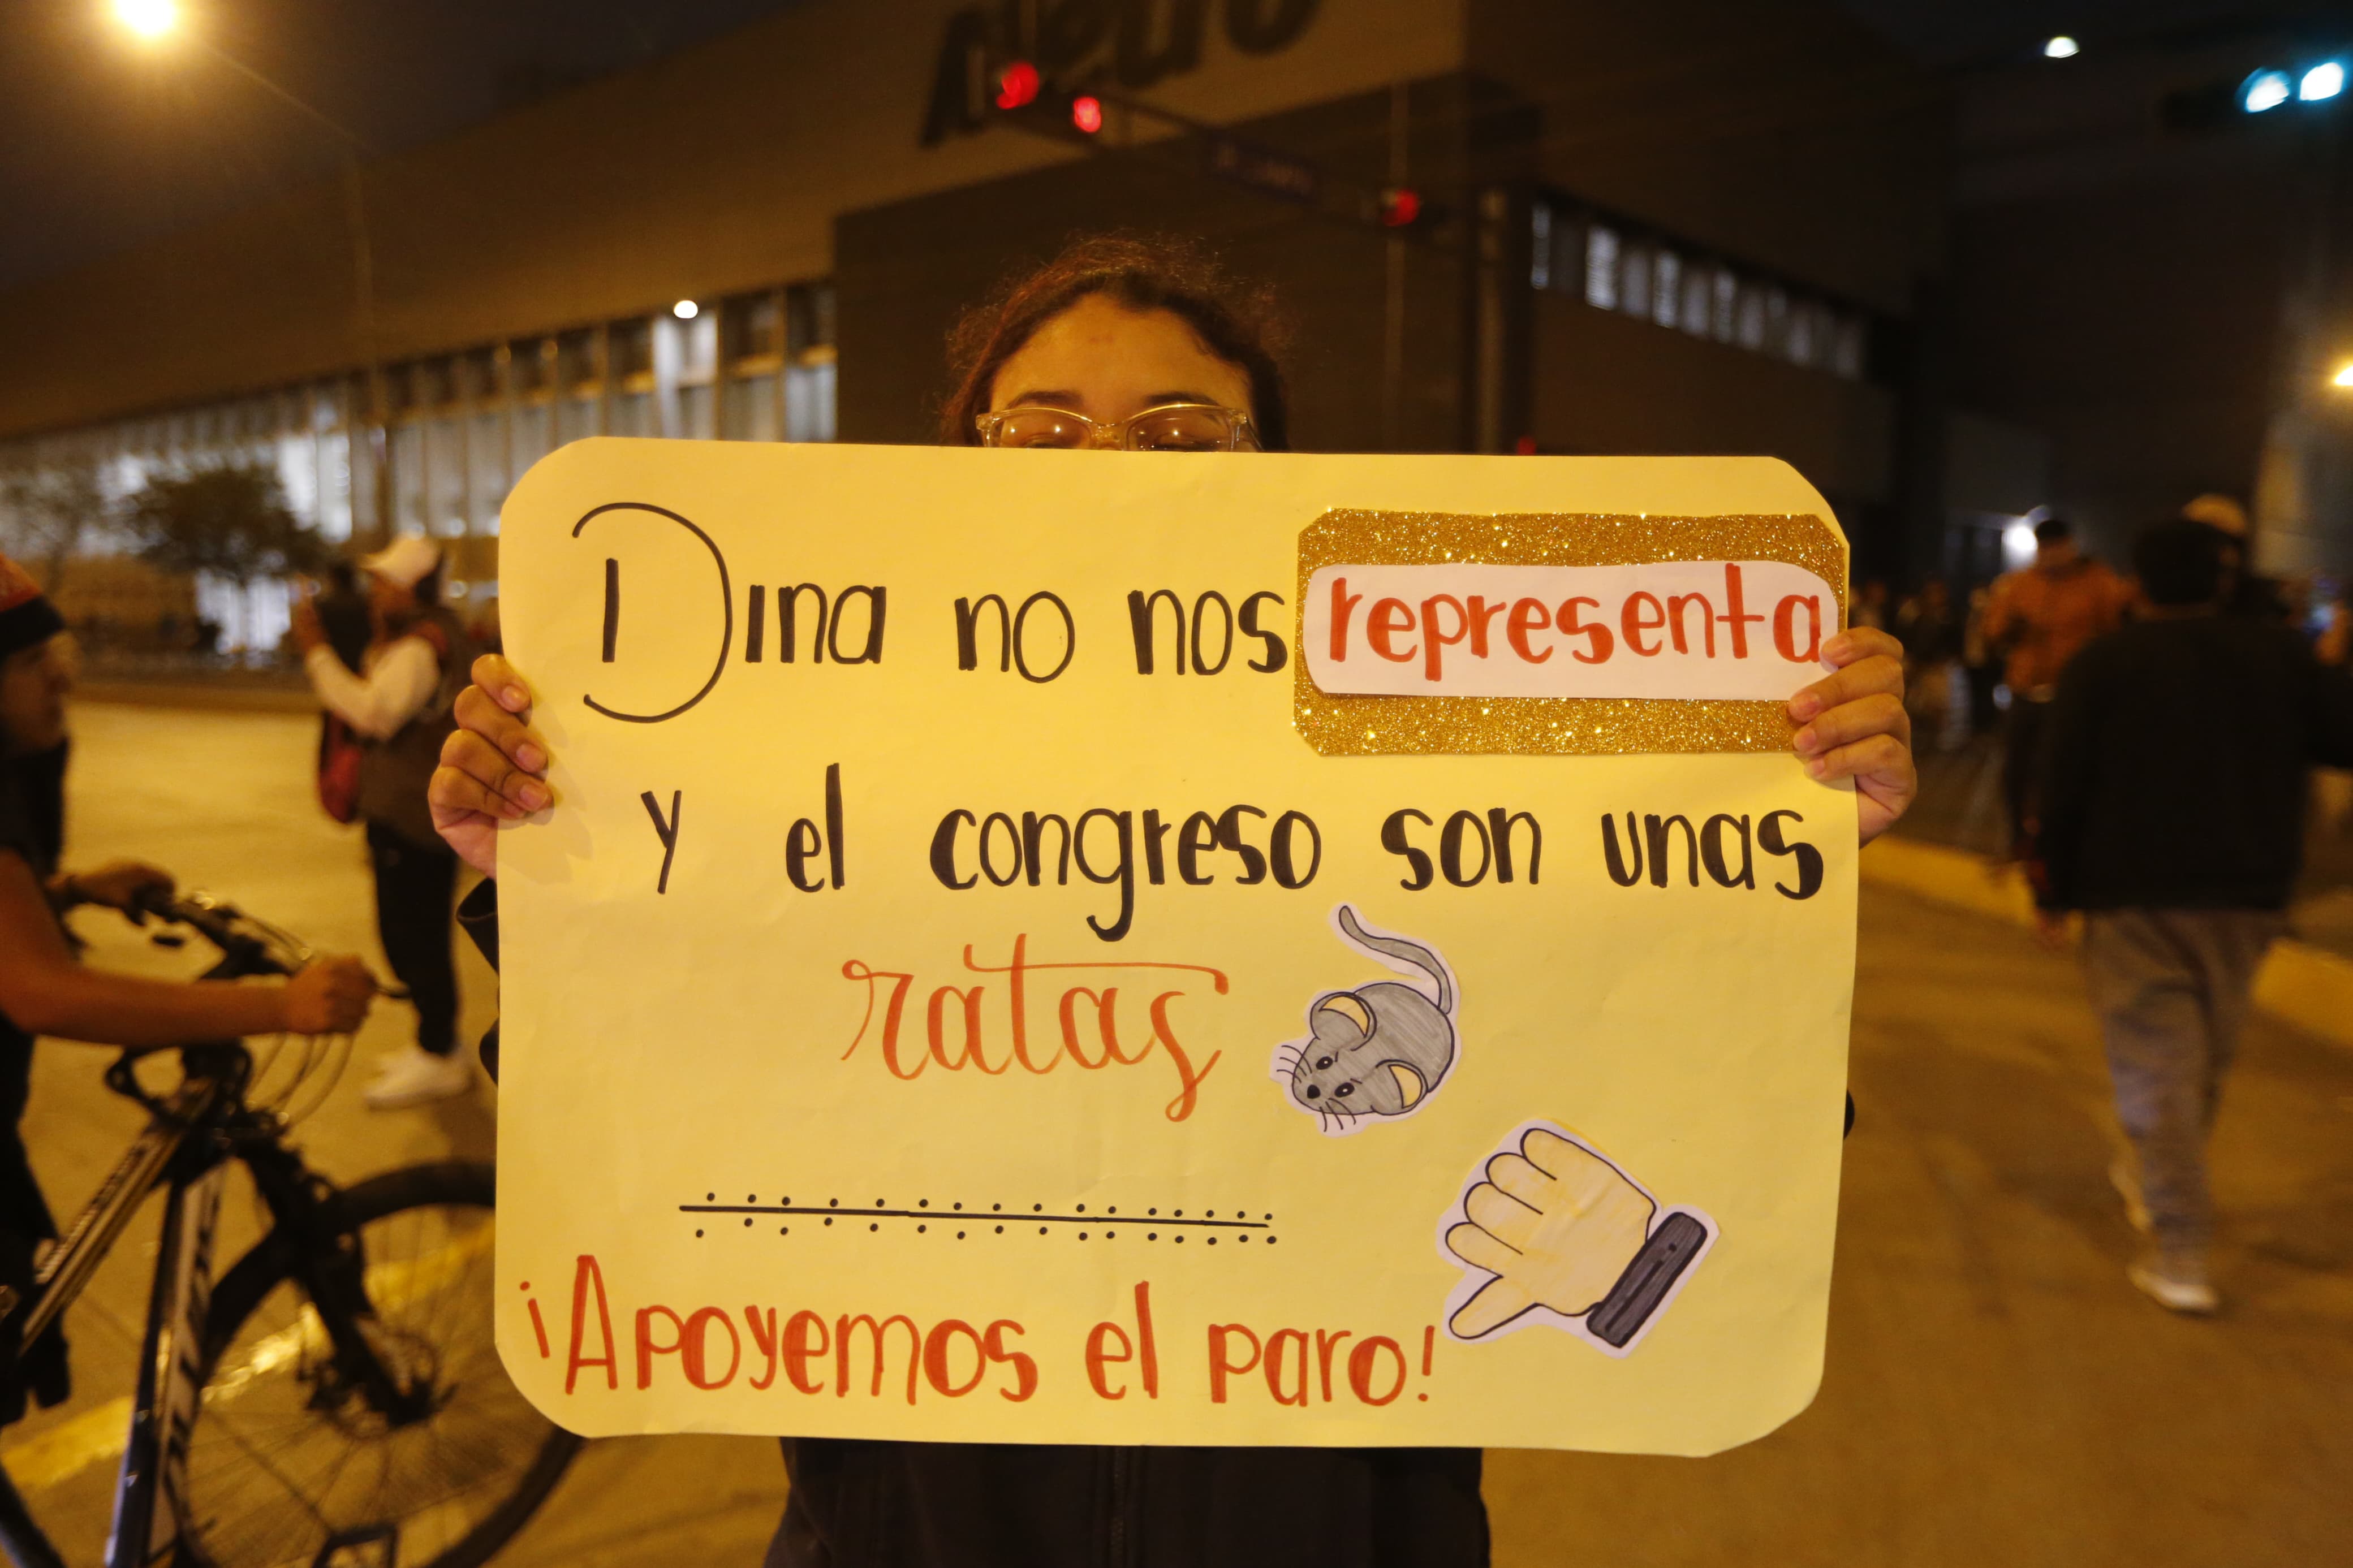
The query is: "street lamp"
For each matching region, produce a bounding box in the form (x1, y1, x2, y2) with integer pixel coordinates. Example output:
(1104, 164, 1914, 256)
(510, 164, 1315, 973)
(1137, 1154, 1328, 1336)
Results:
(106, 0, 395, 544)
(112, 0, 176, 39)
(2333, 362, 2353, 389)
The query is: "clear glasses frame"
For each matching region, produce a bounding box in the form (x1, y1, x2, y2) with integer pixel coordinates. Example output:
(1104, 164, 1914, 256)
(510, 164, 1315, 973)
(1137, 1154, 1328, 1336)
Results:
(973, 403, 1261, 452)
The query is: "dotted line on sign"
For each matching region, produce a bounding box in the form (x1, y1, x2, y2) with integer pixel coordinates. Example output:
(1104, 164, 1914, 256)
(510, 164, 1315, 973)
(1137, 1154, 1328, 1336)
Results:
(682, 1194, 1277, 1245)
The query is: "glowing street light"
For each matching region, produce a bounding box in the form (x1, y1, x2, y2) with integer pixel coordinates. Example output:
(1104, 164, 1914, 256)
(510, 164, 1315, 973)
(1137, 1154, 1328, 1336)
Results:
(113, 0, 178, 38)
(2042, 36, 2079, 60)
(2243, 69, 2294, 113)
(2333, 362, 2353, 389)
(672, 299, 700, 320)
(2300, 61, 2346, 102)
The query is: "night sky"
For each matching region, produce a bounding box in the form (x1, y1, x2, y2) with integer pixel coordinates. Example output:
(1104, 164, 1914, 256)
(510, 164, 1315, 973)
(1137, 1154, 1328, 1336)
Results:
(0, 0, 802, 291)
(0, 0, 2329, 295)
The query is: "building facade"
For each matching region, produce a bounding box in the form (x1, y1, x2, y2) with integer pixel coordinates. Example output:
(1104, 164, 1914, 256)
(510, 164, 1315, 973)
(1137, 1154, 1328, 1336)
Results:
(1, 0, 1957, 644)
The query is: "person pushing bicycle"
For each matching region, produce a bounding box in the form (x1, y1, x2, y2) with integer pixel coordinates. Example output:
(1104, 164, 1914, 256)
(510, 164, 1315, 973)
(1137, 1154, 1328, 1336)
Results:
(0, 554, 374, 1427)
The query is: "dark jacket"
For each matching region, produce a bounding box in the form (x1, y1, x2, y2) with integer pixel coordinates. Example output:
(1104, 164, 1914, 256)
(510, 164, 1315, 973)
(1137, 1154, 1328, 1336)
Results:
(0, 749, 74, 1424)
(2033, 615, 2353, 911)
(454, 882, 1489, 1568)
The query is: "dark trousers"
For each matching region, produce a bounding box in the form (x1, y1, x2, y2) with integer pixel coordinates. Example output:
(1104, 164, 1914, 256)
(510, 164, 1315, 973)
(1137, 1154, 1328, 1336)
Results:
(763, 1439, 1487, 1567)
(2001, 696, 2050, 854)
(365, 822, 460, 1056)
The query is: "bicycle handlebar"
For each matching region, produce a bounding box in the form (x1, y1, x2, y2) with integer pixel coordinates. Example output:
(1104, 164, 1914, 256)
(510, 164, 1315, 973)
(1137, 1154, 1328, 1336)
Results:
(127, 889, 403, 999)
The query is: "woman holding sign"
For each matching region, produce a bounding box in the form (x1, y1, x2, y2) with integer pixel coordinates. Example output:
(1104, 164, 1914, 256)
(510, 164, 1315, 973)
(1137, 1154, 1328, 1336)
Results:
(428, 236, 1915, 1568)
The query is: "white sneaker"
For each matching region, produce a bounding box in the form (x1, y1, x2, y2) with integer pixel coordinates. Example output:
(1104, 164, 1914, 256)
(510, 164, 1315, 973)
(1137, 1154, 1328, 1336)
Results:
(2109, 1157, 2153, 1237)
(2128, 1253, 2218, 1315)
(364, 1044, 473, 1110)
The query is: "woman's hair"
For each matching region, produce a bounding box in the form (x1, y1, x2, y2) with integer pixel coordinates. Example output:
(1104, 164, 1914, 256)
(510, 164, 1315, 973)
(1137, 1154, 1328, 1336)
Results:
(938, 232, 1293, 450)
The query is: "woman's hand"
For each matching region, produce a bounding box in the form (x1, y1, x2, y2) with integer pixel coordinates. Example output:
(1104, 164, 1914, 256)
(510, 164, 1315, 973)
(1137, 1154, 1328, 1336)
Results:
(66, 860, 176, 921)
(1788, 627, 1916, 846)
(428, 653, 551, 878)
(282, 956, 377, 1035)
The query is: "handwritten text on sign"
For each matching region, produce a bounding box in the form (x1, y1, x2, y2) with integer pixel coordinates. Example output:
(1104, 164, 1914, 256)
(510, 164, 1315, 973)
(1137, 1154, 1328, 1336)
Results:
(1303, 561, 1836, 699)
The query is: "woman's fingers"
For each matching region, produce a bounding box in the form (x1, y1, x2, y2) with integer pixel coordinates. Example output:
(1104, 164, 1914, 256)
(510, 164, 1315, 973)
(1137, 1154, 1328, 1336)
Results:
(472, 653, 535, 715)
(1811, 731, 1918, 845)
(434, 731, 549, 817)
(1788, 647, 1905, 725)
(1792, 690, 1911, 772)
(453, 682, 550, 775)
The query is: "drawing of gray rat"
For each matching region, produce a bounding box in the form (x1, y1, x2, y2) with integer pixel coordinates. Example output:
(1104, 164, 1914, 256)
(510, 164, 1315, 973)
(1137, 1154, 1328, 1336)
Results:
(1272, 905, 1459, 1134)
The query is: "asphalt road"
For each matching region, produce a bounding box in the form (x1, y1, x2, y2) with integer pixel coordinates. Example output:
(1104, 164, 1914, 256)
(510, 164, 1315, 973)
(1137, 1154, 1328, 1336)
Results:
(6, 700, 2348, 1566)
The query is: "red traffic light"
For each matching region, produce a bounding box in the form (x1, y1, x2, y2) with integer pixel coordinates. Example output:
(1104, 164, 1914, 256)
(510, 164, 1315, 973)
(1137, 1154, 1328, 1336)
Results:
(1071, 94, 1104, 135)
(1378, 187, 1422, 227)
(996, 60, 1040, 110)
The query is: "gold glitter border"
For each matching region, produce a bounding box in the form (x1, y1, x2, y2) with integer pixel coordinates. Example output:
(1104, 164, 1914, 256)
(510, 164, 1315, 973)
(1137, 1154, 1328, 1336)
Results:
(1292, 509, 1849, 757)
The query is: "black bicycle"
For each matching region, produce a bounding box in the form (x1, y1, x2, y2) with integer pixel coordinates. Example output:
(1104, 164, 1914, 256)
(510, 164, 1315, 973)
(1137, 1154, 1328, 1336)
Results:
(0, 892, 579, 1568)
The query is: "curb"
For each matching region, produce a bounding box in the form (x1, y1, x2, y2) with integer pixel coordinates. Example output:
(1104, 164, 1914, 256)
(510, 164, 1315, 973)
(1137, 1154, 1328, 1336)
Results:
(1861, 835, 2353, 1053)
(75, 681, 318, 714)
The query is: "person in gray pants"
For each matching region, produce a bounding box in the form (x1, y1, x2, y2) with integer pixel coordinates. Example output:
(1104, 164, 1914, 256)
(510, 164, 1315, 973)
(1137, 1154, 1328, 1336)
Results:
(2032, 519, 2353, 1312)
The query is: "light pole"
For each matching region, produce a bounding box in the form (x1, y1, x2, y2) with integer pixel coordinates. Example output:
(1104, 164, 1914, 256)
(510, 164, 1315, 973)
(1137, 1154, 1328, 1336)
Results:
(109, 0, 396, 546)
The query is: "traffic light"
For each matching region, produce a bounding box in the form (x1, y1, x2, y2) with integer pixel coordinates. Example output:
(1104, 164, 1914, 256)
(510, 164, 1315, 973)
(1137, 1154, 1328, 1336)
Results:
(1377, 187, 1423, 228)
(994, 60, 1039, 110)
(990, 61, 1105, 140)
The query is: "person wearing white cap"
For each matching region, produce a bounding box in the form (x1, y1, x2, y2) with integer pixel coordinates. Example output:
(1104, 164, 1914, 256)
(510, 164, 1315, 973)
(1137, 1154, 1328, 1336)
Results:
(294, 534, 477, 1109)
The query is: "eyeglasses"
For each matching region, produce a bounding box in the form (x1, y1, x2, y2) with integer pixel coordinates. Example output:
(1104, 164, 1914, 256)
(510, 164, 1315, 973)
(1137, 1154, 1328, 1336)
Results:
(975, 403, 1260, 452)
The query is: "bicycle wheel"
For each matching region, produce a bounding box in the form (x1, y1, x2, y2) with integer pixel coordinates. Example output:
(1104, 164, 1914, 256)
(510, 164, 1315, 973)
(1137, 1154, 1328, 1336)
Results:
(182, 1161, 582, 1568)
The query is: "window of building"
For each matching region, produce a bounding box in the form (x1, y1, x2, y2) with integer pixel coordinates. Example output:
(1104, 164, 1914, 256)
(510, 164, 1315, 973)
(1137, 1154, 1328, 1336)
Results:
(609, 318, 654, 388)
(1584, 225, 1619, 310)
(1619, 240, 1652, 319)
(459, 347, 502, 404)
(511, 401, 551, 479)
(786, 283, 836, 361)
(1679, 265, 1710, 337)
(469, 410, 506, 533)
(510, 339, 554, 397)
(1735, 283, 1765, 351)
(1831, 316, 1865, 381)
(424, 417, 466, 537)
(1533, 194, 1875, 384)
(726, 290, 784, 366)
(557, 329, 601, 393)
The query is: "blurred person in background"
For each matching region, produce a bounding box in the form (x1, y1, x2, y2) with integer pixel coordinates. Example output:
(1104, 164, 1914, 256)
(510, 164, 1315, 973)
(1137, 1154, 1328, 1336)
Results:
(310, 558, 372, 781)
(1983, 517, 2130, 856)
(1852, 577, 1890, 631)
(311, 559, 372, 671)
(466, 592, 502, 656)
(293, 537, 476, 1110)
(0, 554, 373, 1425)
(1962, 582, 2001, 735)
(419, 233, 1921, 1568)
(1895, 578, 1964, 750)
(2031, 520, 2353, 1314)
(2180, 493, 2289, 623)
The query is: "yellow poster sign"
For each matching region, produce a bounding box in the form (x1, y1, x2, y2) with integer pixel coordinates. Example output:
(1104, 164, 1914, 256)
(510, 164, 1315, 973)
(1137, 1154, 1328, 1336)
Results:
(493, 440, 1856, 1454)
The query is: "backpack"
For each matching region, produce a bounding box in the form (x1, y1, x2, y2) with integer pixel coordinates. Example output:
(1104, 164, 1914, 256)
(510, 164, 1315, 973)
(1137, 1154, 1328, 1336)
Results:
(318, 714, 364, 824)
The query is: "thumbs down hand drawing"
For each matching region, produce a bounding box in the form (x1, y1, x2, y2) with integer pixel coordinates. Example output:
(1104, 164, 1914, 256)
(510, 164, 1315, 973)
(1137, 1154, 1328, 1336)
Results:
(1441, 1122, 1716, 1354)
